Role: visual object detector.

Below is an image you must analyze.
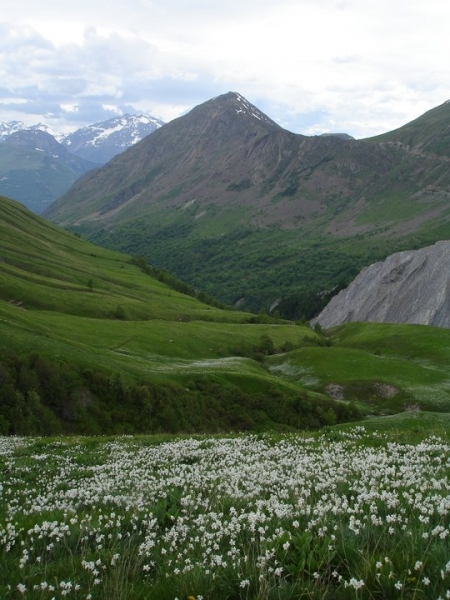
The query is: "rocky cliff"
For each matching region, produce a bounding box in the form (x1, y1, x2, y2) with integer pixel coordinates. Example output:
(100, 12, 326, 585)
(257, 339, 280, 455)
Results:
(312, 241, 450, 329)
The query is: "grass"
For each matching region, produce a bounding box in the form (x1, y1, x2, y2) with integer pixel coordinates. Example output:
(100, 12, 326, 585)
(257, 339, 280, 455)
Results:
(1, 426, 450, 598)
(267, 321, 450, 412)
(1, 194, 450, 435)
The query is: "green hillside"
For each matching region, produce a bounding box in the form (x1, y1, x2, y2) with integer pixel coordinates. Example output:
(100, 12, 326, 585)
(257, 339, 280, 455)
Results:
(1, 196, 449, 435)
(368, 100, 450, 156)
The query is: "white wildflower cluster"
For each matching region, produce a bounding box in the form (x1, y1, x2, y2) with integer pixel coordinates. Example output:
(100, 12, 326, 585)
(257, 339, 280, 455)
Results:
(0, 430, 449, 597)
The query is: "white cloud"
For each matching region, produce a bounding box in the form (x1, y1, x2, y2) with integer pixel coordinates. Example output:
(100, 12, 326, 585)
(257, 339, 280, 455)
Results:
(0, 0, 449, 136)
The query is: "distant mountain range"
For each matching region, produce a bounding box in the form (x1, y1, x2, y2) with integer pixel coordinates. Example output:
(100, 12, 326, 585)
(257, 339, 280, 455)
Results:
(43, 91, 450, 317)
(61, 114, 164, 164)
(0, 130, 96, 214)
(0, 113, 164, 213)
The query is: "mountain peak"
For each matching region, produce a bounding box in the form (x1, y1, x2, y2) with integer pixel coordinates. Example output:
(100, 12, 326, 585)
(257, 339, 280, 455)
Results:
(209, 91, 281, 129)
(0, 120, 26, 140)
(61, 113, 164, 164)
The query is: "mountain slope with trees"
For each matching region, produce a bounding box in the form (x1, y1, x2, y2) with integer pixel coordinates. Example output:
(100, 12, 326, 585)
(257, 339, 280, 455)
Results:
(44, 93, 450, 317)
(2, 195, 450, 433)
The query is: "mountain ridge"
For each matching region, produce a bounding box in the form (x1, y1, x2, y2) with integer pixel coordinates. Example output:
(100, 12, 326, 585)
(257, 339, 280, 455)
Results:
(45, 92, 403, 227)
(0, 112, 164, 164)
(61, 113, 164, 163)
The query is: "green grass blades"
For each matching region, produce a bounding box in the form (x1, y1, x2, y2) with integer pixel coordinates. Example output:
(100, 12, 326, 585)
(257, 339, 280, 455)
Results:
(1, 428, 450, 599)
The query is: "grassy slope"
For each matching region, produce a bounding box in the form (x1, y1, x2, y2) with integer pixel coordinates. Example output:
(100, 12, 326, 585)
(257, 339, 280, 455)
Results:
(1, 195, 449, 434)
(367, 100, 450, 155)
(1, 195, 337, 433)
(267, 321, 450, 414)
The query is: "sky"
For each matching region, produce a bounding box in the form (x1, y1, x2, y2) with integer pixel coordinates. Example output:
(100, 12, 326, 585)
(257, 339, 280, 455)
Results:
(1, 0, 449, 138)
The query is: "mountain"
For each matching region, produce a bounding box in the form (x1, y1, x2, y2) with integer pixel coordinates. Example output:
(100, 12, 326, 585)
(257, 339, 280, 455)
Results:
(0, 120, 28, 139)
(0, 120, 62, 141)
(311, 241, 450, 329)
(61, 113, 164, 164)
(44, 92, 450, 316)
(0, 113, 163, 214)
(0, 130, 97, 214)
(319, 132, 354, 140)
(368, 100, 450, 156)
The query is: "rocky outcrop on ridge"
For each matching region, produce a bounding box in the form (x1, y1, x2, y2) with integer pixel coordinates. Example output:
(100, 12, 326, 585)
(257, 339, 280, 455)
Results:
(312, 241, 450, 329)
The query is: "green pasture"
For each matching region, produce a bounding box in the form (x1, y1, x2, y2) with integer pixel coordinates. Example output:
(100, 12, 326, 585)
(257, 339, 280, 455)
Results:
(267, 321, 450, 412)
(1, 194, 450, 434)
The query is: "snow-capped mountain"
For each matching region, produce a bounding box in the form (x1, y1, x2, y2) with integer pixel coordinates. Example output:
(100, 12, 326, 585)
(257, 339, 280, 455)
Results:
(0, 120, 63, 142)
(61, 114, 164, 164)
(28, 122, 65, 142)
(0, 113, 164, 164)
(0, 121, 28, 140)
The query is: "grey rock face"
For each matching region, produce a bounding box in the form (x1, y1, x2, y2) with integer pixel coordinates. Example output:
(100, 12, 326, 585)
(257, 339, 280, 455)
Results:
(312, 241, 450, 329)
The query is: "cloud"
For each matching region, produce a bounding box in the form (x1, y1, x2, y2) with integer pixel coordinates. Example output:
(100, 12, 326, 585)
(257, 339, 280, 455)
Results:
(0, 0, 449, 137)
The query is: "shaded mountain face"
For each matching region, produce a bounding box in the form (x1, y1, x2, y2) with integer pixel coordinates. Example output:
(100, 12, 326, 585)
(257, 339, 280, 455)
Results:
(311, 241, 450, 329)
(0, 130, 97, 214)
(43, 92, 450, 315)
(61, 113, 164, 164)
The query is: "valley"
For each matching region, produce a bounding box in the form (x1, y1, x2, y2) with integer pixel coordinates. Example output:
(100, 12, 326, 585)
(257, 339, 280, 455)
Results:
(1, 93, 450, 600)
(43, 92, 450, 318)
(1, 195, 450, 436)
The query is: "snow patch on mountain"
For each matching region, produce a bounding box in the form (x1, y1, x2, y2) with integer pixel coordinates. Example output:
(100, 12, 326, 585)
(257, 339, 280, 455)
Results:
(234, 92, 276, 127)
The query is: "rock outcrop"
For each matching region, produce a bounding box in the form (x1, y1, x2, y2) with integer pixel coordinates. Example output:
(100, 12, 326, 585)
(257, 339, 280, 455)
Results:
(312, 241, 450, 329)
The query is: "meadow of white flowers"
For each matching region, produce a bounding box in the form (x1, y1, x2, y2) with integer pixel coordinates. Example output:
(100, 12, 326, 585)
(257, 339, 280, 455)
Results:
(1, 427, 449, 599)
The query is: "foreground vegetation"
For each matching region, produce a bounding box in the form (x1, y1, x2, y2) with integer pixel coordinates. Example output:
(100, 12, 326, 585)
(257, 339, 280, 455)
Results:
(1, 422, 450, 599)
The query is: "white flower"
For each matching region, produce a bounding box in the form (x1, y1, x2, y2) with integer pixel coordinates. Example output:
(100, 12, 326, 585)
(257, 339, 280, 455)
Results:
(349, 578, 364, 590)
